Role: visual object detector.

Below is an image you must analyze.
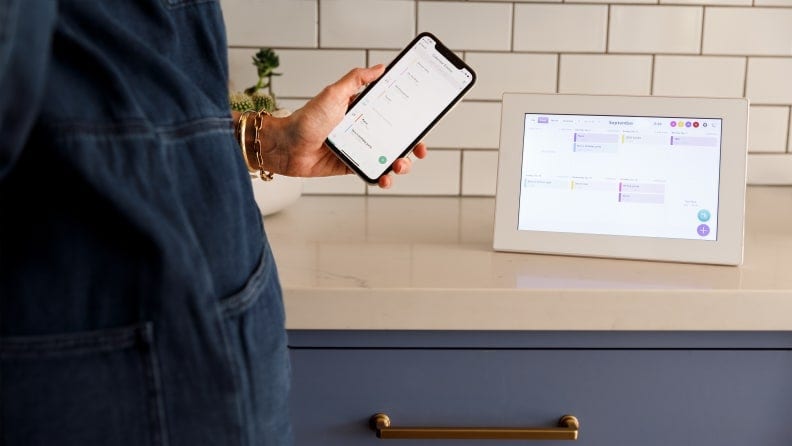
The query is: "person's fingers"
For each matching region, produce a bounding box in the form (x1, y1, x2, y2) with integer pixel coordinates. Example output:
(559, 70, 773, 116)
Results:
(392, 157, 412, 175)
(389, 142, 428, 175)
(412, 142, 428, 159)
(377, 174, 392, 189)
(357, 64, 385, 86)
(376, 141, 428, 187)
(331, 65, 385, 99)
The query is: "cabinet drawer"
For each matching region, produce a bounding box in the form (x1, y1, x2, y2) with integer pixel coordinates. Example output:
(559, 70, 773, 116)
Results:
(290, 346, 792, 445)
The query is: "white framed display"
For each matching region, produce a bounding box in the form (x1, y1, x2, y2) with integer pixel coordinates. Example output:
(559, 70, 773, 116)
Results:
(494, 93, 748, 265)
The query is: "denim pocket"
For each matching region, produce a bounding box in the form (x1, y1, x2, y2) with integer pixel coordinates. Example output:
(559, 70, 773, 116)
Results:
(1, 323, 166, 446)
(218, 244, 292, 445)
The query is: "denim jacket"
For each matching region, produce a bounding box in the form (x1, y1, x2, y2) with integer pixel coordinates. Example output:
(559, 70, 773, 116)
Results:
(0, 1, 290, 445)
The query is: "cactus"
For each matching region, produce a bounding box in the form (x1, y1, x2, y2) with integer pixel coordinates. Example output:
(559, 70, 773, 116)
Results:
(229, 91, 254, 112)
(230, 48, 282, 113)
(251, 91, 276, 113)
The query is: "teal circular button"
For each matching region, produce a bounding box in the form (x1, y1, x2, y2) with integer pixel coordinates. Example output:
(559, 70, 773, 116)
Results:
(378, 156, 387, 164)
(698, 209, 711, 222)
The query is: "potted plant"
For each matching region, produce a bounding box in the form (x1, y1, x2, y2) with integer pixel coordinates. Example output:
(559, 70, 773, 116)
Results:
(230, 48, 302, 216)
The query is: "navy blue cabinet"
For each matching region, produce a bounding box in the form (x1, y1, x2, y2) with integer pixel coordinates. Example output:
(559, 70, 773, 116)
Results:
(289, 331, 792, 445)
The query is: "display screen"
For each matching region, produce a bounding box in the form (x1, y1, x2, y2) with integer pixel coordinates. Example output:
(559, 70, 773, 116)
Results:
(327, 34, 474, 180)
(518, 114, 722, 241)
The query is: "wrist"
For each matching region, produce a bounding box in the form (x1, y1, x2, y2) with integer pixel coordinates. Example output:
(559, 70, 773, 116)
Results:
(257, 113, 287, 172)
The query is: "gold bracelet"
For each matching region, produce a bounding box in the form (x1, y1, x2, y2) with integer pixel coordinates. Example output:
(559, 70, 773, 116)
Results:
(236, 110, 275, 181)
(236, 111, 248, 162)
(251, 111, 275, 181)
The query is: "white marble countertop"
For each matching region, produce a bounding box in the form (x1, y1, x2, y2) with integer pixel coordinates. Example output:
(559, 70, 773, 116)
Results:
(264, 186, 792, 331)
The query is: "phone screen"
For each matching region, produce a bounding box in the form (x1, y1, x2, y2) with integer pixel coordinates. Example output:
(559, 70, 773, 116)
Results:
(327, 33, 476, 183)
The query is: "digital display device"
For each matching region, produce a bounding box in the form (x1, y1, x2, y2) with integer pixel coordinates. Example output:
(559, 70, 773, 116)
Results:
(327, 32, 475, 183)
(494, 93, 748, 265)
(518, 113, 722, 241)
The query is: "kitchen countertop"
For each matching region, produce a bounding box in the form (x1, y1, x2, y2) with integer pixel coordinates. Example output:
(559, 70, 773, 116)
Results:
(264, 186, 792, 331)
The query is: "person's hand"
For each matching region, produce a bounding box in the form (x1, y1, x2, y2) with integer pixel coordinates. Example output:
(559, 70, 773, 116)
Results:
(258, 65, 427, 189)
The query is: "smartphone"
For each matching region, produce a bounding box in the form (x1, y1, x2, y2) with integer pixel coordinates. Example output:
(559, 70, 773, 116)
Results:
(326, 32, 476, 183)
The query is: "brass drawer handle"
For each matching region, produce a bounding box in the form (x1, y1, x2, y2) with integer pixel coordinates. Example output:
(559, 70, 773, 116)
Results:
(370, 413, 579, 440)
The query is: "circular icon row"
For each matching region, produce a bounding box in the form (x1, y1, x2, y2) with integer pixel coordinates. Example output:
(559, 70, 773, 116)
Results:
(671, 121, 706, 128)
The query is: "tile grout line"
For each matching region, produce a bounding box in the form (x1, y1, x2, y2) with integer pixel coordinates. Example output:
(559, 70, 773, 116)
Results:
(316, 0, 321, 49)
(458, 149, 465, 196)
(605, 4, 611, 54)
(414, 0, 419, 36)
(230, 45, 792, 60)
(699, 6, 706, 56)
(556, 54, 561, 94)
(787, 106, 791, 153)
(650, 55, 655, 95)
(510, 2, 516, 53)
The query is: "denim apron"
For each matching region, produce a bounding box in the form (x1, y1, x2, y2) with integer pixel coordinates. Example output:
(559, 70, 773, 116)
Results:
(0, 1, 291, 445)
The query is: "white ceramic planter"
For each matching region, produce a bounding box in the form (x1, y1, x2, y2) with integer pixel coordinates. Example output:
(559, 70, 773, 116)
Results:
(250, 173, 303, 216)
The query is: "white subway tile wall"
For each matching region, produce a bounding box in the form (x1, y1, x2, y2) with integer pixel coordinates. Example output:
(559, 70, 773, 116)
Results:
(609, 6, 703, 54)
(513, 4, 608, 53)
(461, 151, 499, 196)
(417, 2, 512, 51)
(652, 56, 745, 98)
(368, 150, 461, 196)
(222, 0, 317, 47)
(271, 49, 366, 98)
(559, 54, 652, 95)
(222, 0, 792, 193)
(754, 0, 792, 6)
(703, 8, 792, 56)
(746, 58, 792, 105)
(319, 0, 415, 49)
(422, 101, 502, 149)
(749, 107, 790, 153)
(660, 0, 750, 6)
(748, 155, 792, 185)
(464, 53, 557, 100)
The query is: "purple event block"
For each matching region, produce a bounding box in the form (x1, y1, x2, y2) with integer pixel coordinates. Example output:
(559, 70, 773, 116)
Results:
(619, 182, 665, 194)
(619, 193, 665, 204)
(574, 133, 620, 143)
(670, 136, 718, 147)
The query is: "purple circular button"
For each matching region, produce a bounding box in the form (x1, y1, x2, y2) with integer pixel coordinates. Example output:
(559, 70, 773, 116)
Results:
(670, 121, 677, 127)
(697, 224, 710, 237)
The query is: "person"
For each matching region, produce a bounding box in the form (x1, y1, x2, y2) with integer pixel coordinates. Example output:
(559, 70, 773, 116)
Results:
(0, 2, 425, 445)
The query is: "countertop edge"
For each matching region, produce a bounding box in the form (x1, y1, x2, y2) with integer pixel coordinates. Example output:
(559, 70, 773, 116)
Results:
(283, 287, 792, 331)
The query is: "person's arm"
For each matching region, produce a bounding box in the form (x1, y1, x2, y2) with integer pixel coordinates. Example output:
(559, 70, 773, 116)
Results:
(235, 66, 427, 189)
(0, 0, 58, 181)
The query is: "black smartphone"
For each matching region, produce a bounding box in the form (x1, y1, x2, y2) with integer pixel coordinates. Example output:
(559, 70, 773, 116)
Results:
(326, 32, 476, 184)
